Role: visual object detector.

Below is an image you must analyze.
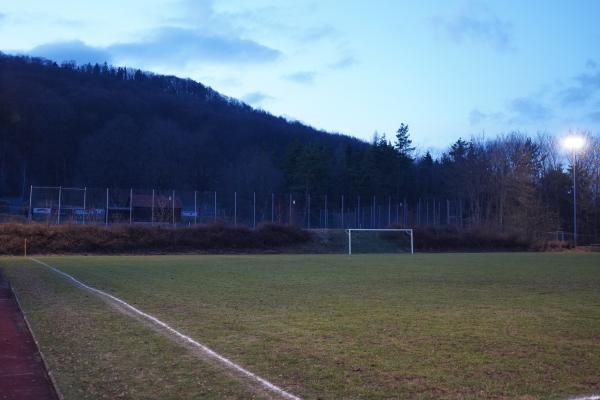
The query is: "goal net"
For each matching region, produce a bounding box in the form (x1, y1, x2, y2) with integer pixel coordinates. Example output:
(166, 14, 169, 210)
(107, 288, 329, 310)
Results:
(347, 229, 414, 255)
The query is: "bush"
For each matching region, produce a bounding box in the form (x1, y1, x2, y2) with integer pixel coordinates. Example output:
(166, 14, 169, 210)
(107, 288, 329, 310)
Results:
(405, 226, 531, 252)
(0, 223, 312, 255)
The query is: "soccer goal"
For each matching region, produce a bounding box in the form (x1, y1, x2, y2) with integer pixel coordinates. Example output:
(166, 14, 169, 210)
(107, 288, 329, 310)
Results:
(347, 229, 414, 255)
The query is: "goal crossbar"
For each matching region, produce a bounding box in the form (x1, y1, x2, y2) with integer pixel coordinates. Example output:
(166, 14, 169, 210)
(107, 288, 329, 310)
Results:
(347, 228, 414, 255)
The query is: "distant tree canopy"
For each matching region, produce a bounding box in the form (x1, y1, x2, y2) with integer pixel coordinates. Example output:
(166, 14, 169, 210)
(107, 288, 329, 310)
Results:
(0, 53, 599, 238)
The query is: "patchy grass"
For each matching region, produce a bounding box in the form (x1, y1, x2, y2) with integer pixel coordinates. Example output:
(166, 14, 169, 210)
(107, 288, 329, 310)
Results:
(2, 253, 600, 399)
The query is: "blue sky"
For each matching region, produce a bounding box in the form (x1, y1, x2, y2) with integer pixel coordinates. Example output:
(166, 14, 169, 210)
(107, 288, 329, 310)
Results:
(0, 0, 599, 151)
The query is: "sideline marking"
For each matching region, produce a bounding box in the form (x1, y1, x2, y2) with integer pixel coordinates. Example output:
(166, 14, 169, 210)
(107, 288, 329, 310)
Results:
(30, 257, 302, 400)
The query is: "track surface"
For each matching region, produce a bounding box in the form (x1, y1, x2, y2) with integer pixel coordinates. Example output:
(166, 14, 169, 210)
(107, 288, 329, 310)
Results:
(0, 271, 59, 400)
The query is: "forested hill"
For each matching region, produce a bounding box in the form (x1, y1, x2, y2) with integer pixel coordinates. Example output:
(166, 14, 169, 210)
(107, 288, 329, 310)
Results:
(0, 53, 367, 196)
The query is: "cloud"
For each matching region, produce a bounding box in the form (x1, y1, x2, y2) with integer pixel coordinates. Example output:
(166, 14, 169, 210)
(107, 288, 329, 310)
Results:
(508, 96, 552, 121)
(284, 71, 316, 84)
(469, 108, 504, 125)
(242, 91, 273, 106)
(29, 40, 112, 64)
(559, 61, 600, 106)
(432, 2, 513, 51)
(300, 25, 337, 42)
(109, 27, 280, 65)
(0, 13, 6, 23)
(26, 26, 280, 67)
(329, 55, 357, 70)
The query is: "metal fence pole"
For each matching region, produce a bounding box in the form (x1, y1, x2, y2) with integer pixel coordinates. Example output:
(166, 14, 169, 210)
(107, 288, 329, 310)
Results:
(372, 195, 376, 228)
(152, 189, 155, 226)
(271, 193, 274, 223)
(446, 199, 450, 225)
(214, 191, 217, 223)
(341, 195, 344, 229)
(57, 186, 62, 225)
(357, 196, 360, 228)
(83, 187, 87, 224)
(194, 190, 197, 225)
(253, 191, 256, 229)
(307, 193, 311, 229)
(325, 194, 328, 229)
(388, 196, 391, 227)
(234, 192, 237, 226)
(172, 190, 175, 227)
(129, 188, 133, 224)
(289, 194, 292, 225)
(105, 188, 109, 226)
(28, 185, 33, 223)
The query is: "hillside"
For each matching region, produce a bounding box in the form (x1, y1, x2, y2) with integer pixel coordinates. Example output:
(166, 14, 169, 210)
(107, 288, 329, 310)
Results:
(0, 53, 366, 196)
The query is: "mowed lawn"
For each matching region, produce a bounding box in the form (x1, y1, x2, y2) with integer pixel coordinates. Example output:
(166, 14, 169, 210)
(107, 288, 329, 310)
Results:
(2, 253, 600, 399)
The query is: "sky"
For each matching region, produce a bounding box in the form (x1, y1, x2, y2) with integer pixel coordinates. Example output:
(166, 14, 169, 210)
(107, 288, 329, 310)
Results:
(0, 0, 599, 152)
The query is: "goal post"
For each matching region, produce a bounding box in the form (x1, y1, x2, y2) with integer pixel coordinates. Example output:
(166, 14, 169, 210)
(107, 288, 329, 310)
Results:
(347, 229, 414, 255)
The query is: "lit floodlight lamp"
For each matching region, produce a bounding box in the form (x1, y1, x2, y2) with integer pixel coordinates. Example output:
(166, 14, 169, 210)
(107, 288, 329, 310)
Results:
(562, 135, 586, 152)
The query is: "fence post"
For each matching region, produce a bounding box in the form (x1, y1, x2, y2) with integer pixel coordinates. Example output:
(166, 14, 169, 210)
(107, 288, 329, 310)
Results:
(253, 191, 256, 229)
(388, 196, 391, 227)
(324, 194, 328, 229)
(357, 196, 360, 228)
(341, 194, 344, 229)
(152, 189, 155, 226)
(234, 192, 237, 226)
(28, 185, 33, 223)
(172, 190, 175, 227)
(57, 186, 62, 225)
(105, 188, 109, 225)
(214, 191, 217, 222)
(129, 188, 133, 224)
(307, 193, 311, 229)
(194, 190, 197, 225)
(372, 195, 376, 228)
(289, 194, 292, 225)
(271, 193, 274, 223)
(446, 199, 450, 225)
(83, 187, 87, 225)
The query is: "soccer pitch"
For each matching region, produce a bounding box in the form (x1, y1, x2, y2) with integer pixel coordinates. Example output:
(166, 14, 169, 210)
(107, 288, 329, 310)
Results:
(2, 253, 600, 399)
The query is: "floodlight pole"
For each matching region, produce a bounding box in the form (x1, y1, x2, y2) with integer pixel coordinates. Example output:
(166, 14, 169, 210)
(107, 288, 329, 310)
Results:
(572, 149, 577, 246)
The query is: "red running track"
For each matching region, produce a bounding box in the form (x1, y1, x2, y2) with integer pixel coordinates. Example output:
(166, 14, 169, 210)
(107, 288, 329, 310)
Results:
(0, 272, 59, 400)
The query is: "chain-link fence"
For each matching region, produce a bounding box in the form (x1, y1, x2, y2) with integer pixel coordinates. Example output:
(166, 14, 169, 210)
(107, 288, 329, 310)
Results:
(15, 185, 474, 229)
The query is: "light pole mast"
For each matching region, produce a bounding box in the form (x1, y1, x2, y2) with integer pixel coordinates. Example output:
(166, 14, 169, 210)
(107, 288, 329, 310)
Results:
(572, 149, 577, 246)
(562, 134, 585, 247)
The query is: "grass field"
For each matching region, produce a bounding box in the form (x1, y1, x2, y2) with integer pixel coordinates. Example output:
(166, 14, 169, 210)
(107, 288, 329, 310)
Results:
(1, 253, 600, 399)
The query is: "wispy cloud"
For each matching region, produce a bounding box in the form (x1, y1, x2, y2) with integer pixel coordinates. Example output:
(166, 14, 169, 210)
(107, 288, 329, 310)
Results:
(109, 27, 280, 65)
(284, 71, 316, 84)
(469, 109, 504, 125)
(26, 26, 280, 67)
(30, 40, 112, 64)
(559, 60, 600, 106)
(242, 91, 273, 106)
(508, 96, 552, 122)
(432, 2, 513, 51)
(329, 55, 357, 70)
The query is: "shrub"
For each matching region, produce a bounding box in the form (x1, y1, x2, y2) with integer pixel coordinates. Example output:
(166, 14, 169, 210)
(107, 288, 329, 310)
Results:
(0, 223, 311, 255)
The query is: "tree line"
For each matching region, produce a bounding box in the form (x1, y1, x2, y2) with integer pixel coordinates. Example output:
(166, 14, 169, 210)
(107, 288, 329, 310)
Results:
(0, 53, 598, 238)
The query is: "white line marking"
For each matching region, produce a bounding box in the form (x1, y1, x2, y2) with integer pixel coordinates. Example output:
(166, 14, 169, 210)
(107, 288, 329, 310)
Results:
(569, 396, 600, 400)
(30, 257, 302, 400)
